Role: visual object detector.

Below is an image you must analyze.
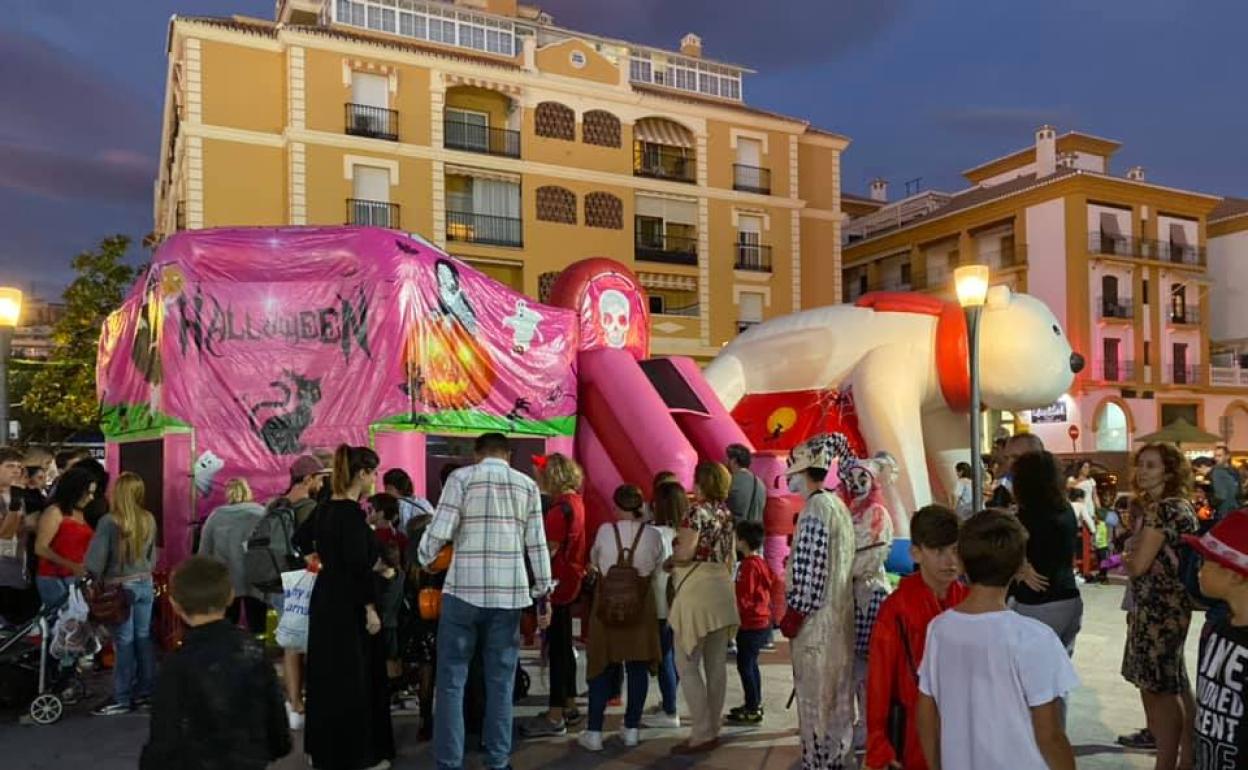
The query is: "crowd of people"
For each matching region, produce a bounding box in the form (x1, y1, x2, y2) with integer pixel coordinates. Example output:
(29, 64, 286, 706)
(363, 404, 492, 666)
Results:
(1, 431, 1246, 770)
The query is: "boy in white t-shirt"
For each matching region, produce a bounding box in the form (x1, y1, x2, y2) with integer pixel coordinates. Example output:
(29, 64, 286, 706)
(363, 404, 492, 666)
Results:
(916, 510, 1079, 770)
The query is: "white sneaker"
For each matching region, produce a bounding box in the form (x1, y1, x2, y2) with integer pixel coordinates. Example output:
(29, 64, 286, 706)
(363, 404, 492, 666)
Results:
(642, 711, 681, 729)
(286, 702, 305, 731)
(577, 730, 604, 752)
(621, 727, 640, 747)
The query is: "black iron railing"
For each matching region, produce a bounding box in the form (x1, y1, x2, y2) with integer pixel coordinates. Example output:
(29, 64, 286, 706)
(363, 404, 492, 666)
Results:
(1168, 364, 1200, 385)
(446, 210, 523, 247)
(635, 143, 696, 183)
(345, 103, 399, 141)
(347, 198, 400, 227)
(635, 232, 698, 264)
(1169, 305, 1201, 325)
(733, 164, 771, 195)
(1099, 296, 1134, 320)
(443, 118, 521, 158)
(1088, 231, 1206, 266)
(1100, 359, 1136, 383)
(734, 242, 773, 272)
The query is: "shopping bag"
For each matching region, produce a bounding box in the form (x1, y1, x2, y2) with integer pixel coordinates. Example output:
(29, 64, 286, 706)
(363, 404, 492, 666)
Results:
(50, 584, 100, 660)
(274, 569, 315, 651)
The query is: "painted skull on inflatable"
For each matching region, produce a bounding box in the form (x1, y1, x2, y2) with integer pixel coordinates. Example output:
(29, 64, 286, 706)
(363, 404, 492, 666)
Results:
(598, 289, 630, 348)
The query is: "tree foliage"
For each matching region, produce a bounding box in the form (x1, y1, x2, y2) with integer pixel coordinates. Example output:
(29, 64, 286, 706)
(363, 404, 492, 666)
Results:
(24, 236, 138, 436)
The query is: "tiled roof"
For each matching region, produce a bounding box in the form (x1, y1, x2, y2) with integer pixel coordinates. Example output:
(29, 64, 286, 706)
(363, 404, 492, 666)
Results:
(1211, 196, 1248, 222)
(841, 192, 883, 205)
(630, 83, 847, 139)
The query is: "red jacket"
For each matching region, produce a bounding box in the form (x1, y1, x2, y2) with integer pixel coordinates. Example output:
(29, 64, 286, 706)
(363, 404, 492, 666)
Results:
(865, 574, 968, 770)
(735, 555, 773, 631)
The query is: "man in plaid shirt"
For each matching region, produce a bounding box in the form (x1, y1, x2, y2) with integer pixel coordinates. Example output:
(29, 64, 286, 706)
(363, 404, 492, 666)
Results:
(419, 432, 553, 770)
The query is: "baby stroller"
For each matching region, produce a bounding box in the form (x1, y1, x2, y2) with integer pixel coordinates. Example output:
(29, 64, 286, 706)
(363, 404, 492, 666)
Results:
(0, 586, 89, 725)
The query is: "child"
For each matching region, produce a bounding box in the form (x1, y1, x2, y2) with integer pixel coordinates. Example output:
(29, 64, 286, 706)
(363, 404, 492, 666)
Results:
(369, 492, 409, 557)
(1093, 510, 1111, 584)
(728, 519, 772, 725)
(863, 505, 968, 770)
(140, 556, 291, 770)
(1183, 509, 1248, 765)
(377, 540, 406, 703)
(916, 511, 1078, 770)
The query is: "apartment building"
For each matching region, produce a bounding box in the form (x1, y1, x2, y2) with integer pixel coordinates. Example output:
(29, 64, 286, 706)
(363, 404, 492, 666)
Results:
(153, 0, 848, 361)
(842, 126, 1248, 458)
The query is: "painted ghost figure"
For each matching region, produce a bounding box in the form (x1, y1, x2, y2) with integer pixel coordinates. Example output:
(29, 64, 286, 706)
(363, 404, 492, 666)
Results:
(597, 289, 630, 348)
(193, 449, 224, 496)
(502, 299, 543, 353)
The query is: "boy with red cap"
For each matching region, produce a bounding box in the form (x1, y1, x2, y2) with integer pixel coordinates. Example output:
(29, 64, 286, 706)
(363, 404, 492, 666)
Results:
(1184, 510, 1248, 768)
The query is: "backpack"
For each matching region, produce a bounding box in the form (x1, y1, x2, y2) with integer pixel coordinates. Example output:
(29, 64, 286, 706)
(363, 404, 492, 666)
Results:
(1177, 518, 1215, 611)
(596, 522, 648, 627)
(244, 498, 302, 595)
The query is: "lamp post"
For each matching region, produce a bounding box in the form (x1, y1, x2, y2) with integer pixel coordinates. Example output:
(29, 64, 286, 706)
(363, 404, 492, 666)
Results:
(0, 288, 23, 446)
(955, 266, 989, 513)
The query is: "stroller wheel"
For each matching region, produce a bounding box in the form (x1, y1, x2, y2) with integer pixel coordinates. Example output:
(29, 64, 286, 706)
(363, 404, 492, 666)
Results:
(29, 693, 64, 725)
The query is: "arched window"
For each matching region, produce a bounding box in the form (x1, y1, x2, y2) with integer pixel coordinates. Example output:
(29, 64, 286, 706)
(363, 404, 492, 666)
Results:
(1095, 401, 1129, 452)
(534, 102, 575, 140)
(582, 110, 621, 148)
(585, 192, 623, 230)
(536, 186, 576, 224)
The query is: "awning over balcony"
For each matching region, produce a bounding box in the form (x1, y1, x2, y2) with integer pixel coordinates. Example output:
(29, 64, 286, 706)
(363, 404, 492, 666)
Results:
(638, 272, 698, 292)
(636, 195, 697, 224)
(634, 118, 694, 148)
(444, 164, 521, 184)
(443, 73, 522, 96)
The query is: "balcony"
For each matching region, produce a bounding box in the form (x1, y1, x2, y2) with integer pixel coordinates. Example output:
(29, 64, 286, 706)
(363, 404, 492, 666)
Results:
(635, 232, 698, 265)
(1087, 231, 1207, 266)
(1141, 238, 1206, 266)
(175, 201, 186, 232)
(737, 320, 761, 334)
(346, 198, 399, 228)
(635, 144, 696, 184)
(1097, 360, 1136, 383)
(1168, 305, 1201, 325)
(735, 242, 772, 272)
(976, 244, 1027, 269)
(657, 301, 700, 318)
(1165, 365, 1201, 386)
(446, 210, 522, 247)
(1098, 296, 1134, 320)
(733, 164, 771, 195)
(345, 103, 398, 141)
(1211, 366, 1248, 387)
(443, 118, 520, 158)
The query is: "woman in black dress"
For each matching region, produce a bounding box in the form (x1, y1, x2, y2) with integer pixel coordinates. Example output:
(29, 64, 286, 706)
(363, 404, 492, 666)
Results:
(296, 444, 394, 770)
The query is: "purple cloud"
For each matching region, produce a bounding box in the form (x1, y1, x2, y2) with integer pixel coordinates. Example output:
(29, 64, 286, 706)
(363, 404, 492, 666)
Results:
(537, 0, 911, 70)
(0, 143, 152, 204)
(932, 106, 1076, 139)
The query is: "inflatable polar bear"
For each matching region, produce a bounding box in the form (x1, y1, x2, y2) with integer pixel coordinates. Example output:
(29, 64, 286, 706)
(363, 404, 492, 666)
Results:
(706, 287, 1084, 532)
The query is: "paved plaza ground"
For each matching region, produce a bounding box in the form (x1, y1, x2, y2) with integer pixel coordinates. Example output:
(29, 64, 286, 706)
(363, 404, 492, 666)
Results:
(1, 581, 1201, 769)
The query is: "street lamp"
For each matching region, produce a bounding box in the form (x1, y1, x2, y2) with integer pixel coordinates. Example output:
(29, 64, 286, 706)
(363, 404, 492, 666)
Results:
(0, 288, 22, 446)
(955, 265, 989, 513)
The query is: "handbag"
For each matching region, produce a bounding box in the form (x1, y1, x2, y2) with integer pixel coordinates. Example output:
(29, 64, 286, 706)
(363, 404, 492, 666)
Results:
(888, 615, 917, 756)
(87, 581, 133, 626)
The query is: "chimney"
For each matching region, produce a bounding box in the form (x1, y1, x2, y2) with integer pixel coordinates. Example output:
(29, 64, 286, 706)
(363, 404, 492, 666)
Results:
(1035, 125, 1057, 177)
(869, 178, 889, 202)
(1127, 165, 1146, 181)
(1057, 151, 1077, 169)
(680, 33, 702, 58)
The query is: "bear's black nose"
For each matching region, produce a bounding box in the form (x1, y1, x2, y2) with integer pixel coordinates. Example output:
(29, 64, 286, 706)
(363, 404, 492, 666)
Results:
(1071, 353, 1085, 373)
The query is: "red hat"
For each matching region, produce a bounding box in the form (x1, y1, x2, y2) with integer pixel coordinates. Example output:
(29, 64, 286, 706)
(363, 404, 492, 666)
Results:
(1182, 510, 1248, 577)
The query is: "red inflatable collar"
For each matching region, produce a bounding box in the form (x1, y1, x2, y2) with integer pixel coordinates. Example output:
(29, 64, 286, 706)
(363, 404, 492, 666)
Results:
(854, 293, 971, 413)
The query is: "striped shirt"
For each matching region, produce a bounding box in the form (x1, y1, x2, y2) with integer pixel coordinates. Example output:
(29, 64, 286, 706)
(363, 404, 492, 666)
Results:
(418, 458, 552, 609)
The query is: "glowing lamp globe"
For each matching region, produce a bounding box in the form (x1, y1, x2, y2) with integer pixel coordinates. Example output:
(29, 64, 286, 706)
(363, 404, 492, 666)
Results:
(954, 265, 990, 308)
(0, 288, 22, 328)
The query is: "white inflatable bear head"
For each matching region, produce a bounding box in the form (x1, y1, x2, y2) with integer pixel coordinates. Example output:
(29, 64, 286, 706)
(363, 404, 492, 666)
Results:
(979, 287, 1082, 410)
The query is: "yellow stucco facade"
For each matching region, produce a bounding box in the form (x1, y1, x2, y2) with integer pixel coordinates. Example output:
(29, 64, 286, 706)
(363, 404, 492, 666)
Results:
(155, 5, 848, 361)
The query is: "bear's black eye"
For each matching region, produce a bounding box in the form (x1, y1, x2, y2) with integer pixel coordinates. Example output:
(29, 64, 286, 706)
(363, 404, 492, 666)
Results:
(1052, 325, 1061, 336)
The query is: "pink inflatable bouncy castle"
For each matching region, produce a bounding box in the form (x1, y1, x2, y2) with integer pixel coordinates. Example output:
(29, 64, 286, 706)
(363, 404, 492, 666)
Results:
(97, 228, 752, 567)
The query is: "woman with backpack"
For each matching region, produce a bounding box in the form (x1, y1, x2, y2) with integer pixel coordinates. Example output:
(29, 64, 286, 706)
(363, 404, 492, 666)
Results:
(198, 478, 267, 635)
(84, 472, 157, 716)
(577, 484, 662, 752)
(1121, 443, 1199, 770)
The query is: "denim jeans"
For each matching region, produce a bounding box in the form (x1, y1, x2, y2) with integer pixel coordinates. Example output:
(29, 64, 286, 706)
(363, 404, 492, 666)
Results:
(735, 628, 769, 710)
(657, 620, 679, 715)
(111, 579, 156, 706)
(35, 575, 72, 610)
(588, 661, 649, 731)
(435, 594, 521, 770)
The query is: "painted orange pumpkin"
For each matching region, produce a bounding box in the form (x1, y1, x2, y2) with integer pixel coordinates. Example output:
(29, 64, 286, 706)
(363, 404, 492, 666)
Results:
(427, 545, 453, 573)
(418, 588, 443, 620)
(410, 318, 496, 410)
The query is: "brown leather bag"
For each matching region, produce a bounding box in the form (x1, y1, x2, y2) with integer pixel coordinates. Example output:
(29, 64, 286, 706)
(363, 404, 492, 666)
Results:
(88, 582, 133, 626)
